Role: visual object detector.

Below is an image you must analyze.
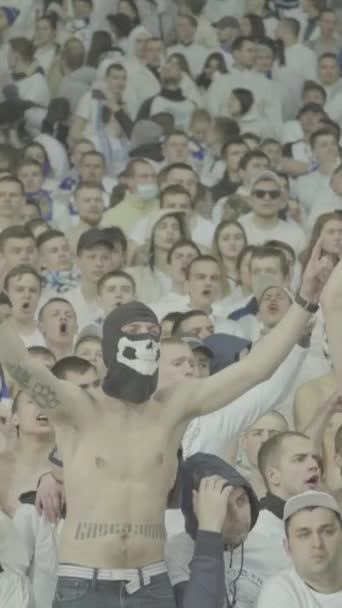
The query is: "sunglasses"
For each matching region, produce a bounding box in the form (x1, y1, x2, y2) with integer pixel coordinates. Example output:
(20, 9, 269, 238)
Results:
(253, 189, 281, 200)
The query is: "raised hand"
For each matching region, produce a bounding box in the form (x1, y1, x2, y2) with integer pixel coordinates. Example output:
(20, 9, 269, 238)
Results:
(300, 238, 334, 303)
(193, 475, 232, 533)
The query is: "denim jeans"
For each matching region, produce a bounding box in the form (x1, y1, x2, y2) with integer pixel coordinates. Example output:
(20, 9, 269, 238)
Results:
(53, 572, 177, 608)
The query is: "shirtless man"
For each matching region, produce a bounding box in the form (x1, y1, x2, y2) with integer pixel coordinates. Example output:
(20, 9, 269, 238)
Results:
(0, 241, 333, 607)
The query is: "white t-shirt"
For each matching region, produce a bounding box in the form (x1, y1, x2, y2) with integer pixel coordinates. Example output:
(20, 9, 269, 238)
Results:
(64, 286, 102, 329)
(257, 567, 342, 608)
(239, 213, 306, 254)
(20, 329, 46, 349)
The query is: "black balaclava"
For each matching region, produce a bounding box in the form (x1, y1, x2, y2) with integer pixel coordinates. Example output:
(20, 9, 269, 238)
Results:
(102, 301, 160, 404)
(181, 453, 259, 541)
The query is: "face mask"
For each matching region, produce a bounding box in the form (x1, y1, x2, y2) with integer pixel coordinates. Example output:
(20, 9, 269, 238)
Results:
(135, 183, 159, 201)
(102, 302, 160, 404)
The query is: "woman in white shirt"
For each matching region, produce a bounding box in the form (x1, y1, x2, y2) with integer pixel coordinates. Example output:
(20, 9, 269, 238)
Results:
(212, 220, 248, 291)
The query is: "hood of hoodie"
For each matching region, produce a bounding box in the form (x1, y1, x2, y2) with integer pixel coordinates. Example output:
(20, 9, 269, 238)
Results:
(203, 333, 252, 374)
(181, 452, 259, 541)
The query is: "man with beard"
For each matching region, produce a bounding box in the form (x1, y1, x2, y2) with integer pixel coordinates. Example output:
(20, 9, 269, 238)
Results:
(0, 240, 334, 608)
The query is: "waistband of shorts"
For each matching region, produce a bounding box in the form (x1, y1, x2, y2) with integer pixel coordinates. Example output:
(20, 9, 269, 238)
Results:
(57, 561, 167, 594)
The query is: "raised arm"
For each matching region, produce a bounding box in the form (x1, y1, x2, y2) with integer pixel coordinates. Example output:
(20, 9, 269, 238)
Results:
(0, 317, 90, 424)
(321, 257, 342, 390)
(172, 240, 333, 421)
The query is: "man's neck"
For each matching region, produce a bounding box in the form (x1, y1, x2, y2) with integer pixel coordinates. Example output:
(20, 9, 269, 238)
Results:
(252, 214, 279, 229)
(51, 341, 74, 360)
(189, 298, 211, 314)
(78, 217, 101, 229)
(80, 279, 97, 301)
(284, 39, 297, 48)
(13, 319, 37, 336)
(304, 566, 342, 594)
(16, 433, 54, 467)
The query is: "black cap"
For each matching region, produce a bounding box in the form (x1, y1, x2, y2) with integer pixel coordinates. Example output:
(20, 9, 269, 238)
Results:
(76, 229, 114, 256)
(214, 16, 240, 29)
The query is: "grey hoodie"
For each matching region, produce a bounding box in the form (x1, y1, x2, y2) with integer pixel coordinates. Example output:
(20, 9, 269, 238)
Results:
(176, 453, 259, 608)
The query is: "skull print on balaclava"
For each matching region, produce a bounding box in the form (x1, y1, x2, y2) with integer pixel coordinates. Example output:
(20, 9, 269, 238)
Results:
(102, 302, 160, 404)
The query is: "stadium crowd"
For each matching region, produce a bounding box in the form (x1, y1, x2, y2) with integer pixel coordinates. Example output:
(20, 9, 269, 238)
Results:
(1, 0, 342, 607)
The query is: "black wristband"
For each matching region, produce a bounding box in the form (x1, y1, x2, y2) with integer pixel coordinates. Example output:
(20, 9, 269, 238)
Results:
(295, 293, 319, 314)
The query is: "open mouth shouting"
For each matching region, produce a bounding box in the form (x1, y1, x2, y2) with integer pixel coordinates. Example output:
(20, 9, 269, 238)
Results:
(304, 473, 320, 490)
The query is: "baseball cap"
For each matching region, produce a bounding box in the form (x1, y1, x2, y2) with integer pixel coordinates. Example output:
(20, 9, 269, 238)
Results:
(284, 491, 341, 522)
(250, 170, 283, 192)
(76, 229, 114, 255)
(182, 336, 214, 358)
(214, 16, 240, 29)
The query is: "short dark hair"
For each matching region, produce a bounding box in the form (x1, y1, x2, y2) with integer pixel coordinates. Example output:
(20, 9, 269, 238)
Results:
(97, 270, 136, 294)
(27, 345, 56, 361)
(185, 254, 220, 280)
(250, 245, 289, 277)
(73, 181, 103, 198)
(164, 130, 188, 143)
(222, 137, 247, 158)
(160, 184, 192, 207)
(105, 62, 126, 78)
(319, 52, 338, 64)
(0, 175, 24, 195)
(168, 239, 201, 264)
(102, 226, 127, 253)
(258, 431, 308, 489)
(51, 356, 95, 380)
(172, 309, 209, 336)
(239, 150, 269, 171)
(4, 264, 42, 292)
(0, 226, 35, 252)
(265, 240, 296, 263)
(125, 158, 151, 178)
(161, 311, 183, 326)
(17, 158, 43, 175)
(36, 230, 66, 250)
(9, 37, 35, 62)
(231, 35, 255, 53)
(79, 150, 105, 165)
(212, 117, 240, 144)
(38, 297, 75, 322)
(303, 80, 327, 103)
(310, 127, 338, 149)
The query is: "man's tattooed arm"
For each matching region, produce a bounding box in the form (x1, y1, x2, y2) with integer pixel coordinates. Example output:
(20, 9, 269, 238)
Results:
(5, 362, 61, 409)
(0, 320, 88, 421)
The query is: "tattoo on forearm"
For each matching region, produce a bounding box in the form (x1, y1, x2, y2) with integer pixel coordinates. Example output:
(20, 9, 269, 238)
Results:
(74, 522, 166, 541)
(5, 362, 31, 390)
(31, 382, 61, 409)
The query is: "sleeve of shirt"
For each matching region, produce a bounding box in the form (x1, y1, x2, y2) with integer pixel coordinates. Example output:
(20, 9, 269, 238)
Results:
(220, 345, 307, 439)
(75, 91, 92, 120)
(175, 531, 225, 608)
